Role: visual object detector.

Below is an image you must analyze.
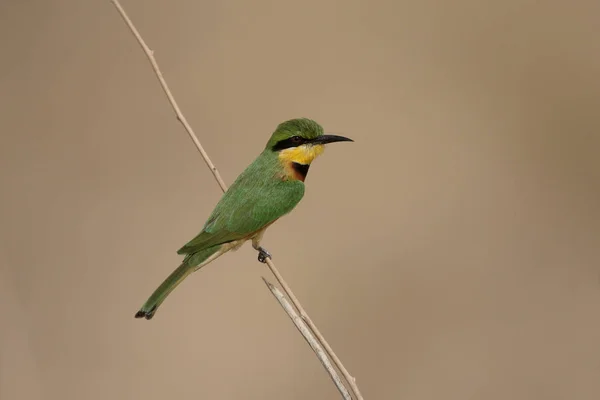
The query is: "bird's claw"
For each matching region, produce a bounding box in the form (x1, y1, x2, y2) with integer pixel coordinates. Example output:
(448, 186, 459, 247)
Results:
(257, 247, 272, 263)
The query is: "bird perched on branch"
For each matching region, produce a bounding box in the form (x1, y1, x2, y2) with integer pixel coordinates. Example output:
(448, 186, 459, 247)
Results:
(135, 118, 353, 320)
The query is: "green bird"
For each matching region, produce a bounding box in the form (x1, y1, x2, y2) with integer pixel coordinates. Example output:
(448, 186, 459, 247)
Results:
(135, 118, 353, 320)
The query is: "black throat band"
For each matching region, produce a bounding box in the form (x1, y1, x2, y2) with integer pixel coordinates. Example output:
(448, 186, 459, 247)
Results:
(292, 162, 310, 180)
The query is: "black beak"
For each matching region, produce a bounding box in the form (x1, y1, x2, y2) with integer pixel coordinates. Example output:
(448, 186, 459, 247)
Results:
(311, 134, 354, 145)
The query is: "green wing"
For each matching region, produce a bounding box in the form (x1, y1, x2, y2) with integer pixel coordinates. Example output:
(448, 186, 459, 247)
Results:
(177, 154, 305, 255)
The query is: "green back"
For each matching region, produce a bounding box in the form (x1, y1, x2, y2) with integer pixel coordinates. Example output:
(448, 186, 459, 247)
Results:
(177, 149, 305, 255)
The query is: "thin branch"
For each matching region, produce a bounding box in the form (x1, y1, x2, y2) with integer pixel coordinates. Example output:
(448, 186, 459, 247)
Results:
(263, 258, 364, 399)
(262, 278, 351, 400)
(110, 1, 364, 399)
(110, 0, 227, 192)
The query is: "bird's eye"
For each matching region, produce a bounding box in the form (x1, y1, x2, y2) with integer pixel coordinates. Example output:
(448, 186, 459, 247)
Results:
(291, 136, 302, 143)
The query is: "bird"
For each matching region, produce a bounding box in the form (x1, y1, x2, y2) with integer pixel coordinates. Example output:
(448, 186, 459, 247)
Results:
(134, 118, 353, 320)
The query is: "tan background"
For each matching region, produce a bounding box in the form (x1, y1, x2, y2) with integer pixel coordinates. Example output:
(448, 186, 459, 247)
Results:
(1, 0, 599, 399)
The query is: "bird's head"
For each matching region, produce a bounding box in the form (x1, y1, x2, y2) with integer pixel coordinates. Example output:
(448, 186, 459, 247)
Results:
(265, 118, 353, 166)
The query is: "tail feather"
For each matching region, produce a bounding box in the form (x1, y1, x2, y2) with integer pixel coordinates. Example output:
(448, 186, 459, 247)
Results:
(135, 245, 222, 320)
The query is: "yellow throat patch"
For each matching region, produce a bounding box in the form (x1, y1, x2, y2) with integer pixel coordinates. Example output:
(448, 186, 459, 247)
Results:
(278, 144, 325, 165)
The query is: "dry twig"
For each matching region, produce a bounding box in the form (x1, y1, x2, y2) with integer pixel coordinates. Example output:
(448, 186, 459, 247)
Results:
(262, 278, 351, 399)
(110, 1, 364, 399)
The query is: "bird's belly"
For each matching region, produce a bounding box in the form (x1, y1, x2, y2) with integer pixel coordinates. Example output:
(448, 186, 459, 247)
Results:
(228, 239, 247, 251)
(193, 239, 247, 272)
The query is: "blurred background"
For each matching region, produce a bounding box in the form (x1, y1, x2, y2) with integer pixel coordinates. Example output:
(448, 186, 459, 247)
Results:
(1, 0, 599, 399)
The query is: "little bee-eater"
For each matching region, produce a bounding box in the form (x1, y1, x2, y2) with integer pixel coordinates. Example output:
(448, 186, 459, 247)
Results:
(135, 118, 353, 320)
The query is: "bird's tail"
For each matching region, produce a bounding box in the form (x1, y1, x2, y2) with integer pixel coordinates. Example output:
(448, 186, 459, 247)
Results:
(135, 245, 222, 320)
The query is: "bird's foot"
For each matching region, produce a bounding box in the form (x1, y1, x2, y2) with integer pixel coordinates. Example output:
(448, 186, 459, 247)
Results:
(257, 247, 272, 263)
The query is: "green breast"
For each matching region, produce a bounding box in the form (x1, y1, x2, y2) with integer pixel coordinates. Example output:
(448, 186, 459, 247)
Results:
(178, 149, 305, 254)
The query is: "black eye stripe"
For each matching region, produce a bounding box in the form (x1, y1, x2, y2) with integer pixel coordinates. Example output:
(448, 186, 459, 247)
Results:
(272, 136, 307, 151)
